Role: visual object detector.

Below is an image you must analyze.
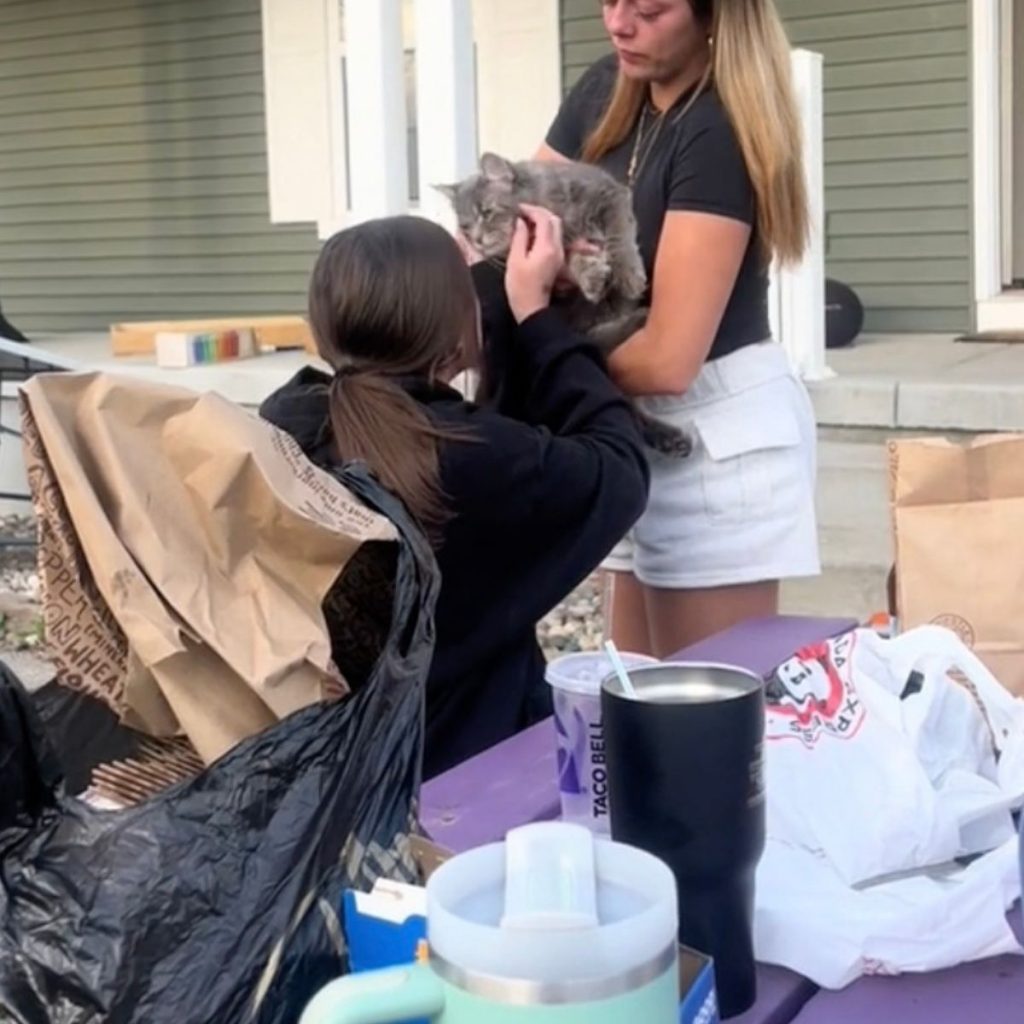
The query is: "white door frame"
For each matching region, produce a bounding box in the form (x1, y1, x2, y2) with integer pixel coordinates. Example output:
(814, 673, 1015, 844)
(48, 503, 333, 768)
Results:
(972, 0, 1003, 305)
(971, 0, 1024, 328)
(999, 0, 1014, 280)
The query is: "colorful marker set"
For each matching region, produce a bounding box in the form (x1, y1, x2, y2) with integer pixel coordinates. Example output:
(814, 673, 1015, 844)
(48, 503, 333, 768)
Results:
(154, 328, 258, 368)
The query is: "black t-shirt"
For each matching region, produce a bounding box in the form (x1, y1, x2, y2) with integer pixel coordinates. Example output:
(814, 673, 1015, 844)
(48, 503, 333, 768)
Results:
(545, 54, 770, 362)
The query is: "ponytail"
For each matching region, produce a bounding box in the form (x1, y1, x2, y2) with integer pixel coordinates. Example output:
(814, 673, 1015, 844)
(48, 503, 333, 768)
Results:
(309, 216, 481, 548)
(327, 369, 453, 544)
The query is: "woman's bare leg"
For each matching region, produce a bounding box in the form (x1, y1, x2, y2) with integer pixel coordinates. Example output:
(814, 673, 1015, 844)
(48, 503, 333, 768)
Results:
(643, 581, 780, 659)
(602, 570, 654, 655)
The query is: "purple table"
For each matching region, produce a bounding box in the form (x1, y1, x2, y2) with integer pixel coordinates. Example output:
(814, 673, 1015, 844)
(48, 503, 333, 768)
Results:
(793, 915, 1024, 1024)
(421, 614, 1024, 1023)
(421, 615, 856, 1024)
(420, 615, 855, 851)
(420, 615, 855, 853)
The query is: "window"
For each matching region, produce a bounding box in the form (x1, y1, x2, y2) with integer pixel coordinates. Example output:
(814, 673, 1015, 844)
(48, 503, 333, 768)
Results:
(338, 2, 421, 206)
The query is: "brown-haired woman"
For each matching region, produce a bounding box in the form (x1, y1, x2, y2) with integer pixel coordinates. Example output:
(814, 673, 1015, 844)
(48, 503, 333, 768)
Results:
(261, 210, 649, 778)
(537, 0, 821, 657)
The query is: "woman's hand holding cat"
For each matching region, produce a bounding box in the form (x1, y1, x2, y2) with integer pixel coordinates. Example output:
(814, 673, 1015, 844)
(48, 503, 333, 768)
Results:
(505, 204, 566, 323)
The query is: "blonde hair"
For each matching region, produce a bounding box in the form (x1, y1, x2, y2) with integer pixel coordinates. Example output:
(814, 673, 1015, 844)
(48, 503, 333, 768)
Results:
(582, 0, 808, 265)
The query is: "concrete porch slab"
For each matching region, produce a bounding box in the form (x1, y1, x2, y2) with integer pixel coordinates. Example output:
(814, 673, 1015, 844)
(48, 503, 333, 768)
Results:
(4, 331, 324, 409)
(10, 329, 1024, 437)
(808, 333, 1024, 433)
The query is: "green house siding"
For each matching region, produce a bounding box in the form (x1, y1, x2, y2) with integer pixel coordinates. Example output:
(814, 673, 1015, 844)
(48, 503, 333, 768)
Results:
(559, 0, 972, 334)
(0, 0, 320, 334)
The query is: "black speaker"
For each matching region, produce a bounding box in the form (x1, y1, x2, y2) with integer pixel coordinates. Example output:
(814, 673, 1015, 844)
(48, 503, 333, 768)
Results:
(824, 277, 864, 350)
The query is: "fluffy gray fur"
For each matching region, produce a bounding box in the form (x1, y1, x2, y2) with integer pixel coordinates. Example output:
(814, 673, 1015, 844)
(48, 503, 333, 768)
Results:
(438, 152, 691, 457)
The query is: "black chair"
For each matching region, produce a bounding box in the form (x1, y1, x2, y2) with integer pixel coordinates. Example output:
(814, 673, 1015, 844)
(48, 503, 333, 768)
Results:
(0, 337, 74, 553)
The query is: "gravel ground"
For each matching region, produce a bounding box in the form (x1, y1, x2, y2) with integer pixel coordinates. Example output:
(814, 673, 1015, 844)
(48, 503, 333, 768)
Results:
(0, 514, 44, 653)
(0, 509, 601, 668)
(538, 575, 603, 658)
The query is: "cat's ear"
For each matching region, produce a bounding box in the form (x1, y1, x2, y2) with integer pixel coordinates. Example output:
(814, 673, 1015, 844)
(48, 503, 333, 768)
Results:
(432, 182, 458, 203)
(479, 152, 516, 183)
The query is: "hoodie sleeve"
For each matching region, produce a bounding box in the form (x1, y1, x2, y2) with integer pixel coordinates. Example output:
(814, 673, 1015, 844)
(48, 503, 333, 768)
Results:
(442, 307, 650, 627)
(470, 260, 529, 417)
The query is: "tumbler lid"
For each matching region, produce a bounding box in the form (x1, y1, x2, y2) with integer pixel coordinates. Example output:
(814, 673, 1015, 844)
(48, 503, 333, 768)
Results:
(602, 661, 763, 704)
(425, 822, 678, 998)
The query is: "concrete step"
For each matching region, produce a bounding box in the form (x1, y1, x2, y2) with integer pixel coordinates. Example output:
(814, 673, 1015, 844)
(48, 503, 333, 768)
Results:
(790, 431, 894, 619)
(813, 434, 892, 571)
(782, 564, 889, 622)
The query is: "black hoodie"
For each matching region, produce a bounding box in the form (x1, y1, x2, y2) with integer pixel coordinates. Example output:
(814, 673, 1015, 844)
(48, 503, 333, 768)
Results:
(259, 265, 649, 778)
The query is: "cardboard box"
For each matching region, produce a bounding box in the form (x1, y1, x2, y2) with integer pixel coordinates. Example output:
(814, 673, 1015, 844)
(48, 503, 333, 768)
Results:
(409, 836, 452, 884)
(110, 316, 316, 356)
(343, 882, 427, 974)
(679, 948, 719, 1024)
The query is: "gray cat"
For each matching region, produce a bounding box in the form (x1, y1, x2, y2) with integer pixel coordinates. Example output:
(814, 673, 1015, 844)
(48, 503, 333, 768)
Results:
(438, 152, 691, 457)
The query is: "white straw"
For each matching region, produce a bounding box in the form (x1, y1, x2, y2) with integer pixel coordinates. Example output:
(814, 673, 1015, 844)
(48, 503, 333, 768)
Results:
(604, 640, 639, 699)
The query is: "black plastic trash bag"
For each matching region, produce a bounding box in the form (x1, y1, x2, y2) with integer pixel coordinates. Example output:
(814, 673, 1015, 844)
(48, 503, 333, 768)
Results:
(0, 465, 439, 1024)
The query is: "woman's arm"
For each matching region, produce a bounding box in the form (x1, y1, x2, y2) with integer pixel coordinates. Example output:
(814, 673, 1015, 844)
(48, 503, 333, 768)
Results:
(450, 306, 649, 623)
(607, 209, 751, 395)
(448, 206, 649, 622)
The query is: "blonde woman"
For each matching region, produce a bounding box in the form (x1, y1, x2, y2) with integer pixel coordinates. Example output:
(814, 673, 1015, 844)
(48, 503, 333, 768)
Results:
(539, 0, 820, 656)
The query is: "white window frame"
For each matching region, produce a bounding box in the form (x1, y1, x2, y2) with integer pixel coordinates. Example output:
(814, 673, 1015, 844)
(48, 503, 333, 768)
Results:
(261, 0, 560, 236)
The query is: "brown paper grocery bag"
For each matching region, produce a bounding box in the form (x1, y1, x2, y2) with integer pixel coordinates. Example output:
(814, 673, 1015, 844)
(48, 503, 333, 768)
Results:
(889, 434, 1024, 695)
(21, 371, 398, 764)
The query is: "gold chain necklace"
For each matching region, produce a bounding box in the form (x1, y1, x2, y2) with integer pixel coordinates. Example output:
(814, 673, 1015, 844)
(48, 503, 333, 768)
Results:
(626, 104, 663, 187)
(625, 64, 714, 189)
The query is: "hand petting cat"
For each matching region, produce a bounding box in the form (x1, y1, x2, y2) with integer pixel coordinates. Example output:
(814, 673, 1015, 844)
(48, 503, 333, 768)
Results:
(504, 204, 566, 323)
(441, 152, 691, 457)
(454, 209, 598, 301)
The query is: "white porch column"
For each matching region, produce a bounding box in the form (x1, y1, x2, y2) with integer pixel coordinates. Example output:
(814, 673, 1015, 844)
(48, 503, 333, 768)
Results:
(260, 0, 336, 225)
(769, 49, 829, 381)
(343, 0, 410, 221)
(471, 0, 562, 160)
(414, 0, 478, 228)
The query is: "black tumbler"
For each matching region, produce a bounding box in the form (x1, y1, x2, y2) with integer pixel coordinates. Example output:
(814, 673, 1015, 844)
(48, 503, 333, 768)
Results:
(601, 663, 766, 1019)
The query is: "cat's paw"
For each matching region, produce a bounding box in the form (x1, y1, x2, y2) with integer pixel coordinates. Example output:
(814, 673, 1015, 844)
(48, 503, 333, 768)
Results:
(570, 252, 612, 304)
(620, 263, 648, 301)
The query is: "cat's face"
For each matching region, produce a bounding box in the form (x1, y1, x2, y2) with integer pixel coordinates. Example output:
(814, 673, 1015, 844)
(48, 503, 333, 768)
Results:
(436, 154, 522, 259)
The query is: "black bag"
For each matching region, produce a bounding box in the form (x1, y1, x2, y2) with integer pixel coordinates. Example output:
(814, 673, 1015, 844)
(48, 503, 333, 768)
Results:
(0, 297, 29, 343)
(0, 465, 439, 1024)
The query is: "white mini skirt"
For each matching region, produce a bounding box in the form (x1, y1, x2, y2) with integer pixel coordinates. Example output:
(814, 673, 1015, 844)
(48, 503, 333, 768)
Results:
(604, 341, 821, 588)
